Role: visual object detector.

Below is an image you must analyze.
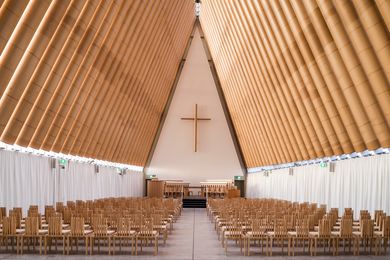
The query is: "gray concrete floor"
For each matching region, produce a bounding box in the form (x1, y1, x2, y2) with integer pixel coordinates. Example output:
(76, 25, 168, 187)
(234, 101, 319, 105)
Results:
(0, 208, 388, 259)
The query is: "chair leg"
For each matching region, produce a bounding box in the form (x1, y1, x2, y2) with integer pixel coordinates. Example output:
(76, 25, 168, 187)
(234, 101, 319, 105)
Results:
(85, 237, 88, 256)
(135, 238, 138, 255)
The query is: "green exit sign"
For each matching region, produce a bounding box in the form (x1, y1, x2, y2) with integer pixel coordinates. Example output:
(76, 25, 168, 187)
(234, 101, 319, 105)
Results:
(59, 159, 68, 165)
(234, 175, 244, 180)
(320, 162, 327, 168)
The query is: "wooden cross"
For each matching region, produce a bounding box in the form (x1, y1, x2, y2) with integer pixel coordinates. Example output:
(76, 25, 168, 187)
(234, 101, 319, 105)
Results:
(181, 104, 211, 152)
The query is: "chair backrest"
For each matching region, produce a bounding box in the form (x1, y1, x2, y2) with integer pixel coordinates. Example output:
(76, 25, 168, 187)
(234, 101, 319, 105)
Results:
(308, 214, 315, 231)
(296, 219, 309, 237)
(63, 208, 72, 224)
(45, 206, 55, 219)
(67, 201, 75, 210)
(116, 217, 132, 236)
(70, 217, 85, 236)
(91, 214, 103, 229)
(94, 220, 108, 236)
(318, 219, 331, 237)
(274, 220, 287, 237)
(344, 208, 353, 217)
(0, 207, 6, 218)
(9, 209, 21, 229)
(48, 215, 63, 236)
(360, 210, 370, 221)
(56, 202, 64, 214)
(382, 216, 390, 238)
(151, 214, 163, 226)
(28, 205, 39, 217)
(251, 219, 267, 234)
(340, 218, 353, 237)
(374, 210, 384, 226)
(2, 216, 17, 235)
(140, 218, 154, 235)
(360, 219, 374, 238)
(25, 216, 39, 236)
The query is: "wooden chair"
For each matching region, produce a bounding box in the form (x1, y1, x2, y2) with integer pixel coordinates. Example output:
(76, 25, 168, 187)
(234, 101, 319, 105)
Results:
(89, 216, 115, 255)
(332, 218, 354, 255)
(113, 217, 136, 255)
(44, 215, 69, 254)
(354, 219, 379, 255)
(1, 216, 20, 253)
(245, 219, 268, 256)
(136, 218, 159, 255)
(268, 220, 289, 256)
(19, 216, 46, 254)
(67, 217, 91, 255)
(309, 218, 335, 256)
(288, 219, 310, 256)
(223, 219, 243, 255)
(152, 214, 167, 245)
(375, 216, 390, 255)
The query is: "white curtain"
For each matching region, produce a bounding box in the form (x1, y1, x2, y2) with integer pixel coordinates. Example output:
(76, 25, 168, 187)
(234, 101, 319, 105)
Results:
(0, 150, 144, 215)
(247, 154, 390, 218)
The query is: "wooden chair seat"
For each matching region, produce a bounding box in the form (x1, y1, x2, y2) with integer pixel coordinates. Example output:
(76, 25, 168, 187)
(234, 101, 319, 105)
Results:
(246, 231, 267, 238)
(138, 230, 158, 237)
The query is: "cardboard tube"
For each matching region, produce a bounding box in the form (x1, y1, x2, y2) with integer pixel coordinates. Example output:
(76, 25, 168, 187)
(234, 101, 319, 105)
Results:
(60, 0, 134, 154)
(334, 0, 390, 126)
(201, 6, 264, 165)
(0, 0, 71, 143)
(249, 0, 327, 159)
(72, 0, 147, 156)
(268, 0, 353, 154)
(279, 0, 362, 153)
(317, 0, 389, 148)
(89, 1, 162, 159)
(0, 0, 51, 95)
(259, 0, 343, 156)
(0, 0, 29, 55)
(214, 0, 288, 164)
(38, 0, 111, 151)
(45, 0, 117, 152)
(106, 1, 195, 162)
(15, 0, 99, 148)
(354, 0, 390, 82)
(375, 0, 390, 30)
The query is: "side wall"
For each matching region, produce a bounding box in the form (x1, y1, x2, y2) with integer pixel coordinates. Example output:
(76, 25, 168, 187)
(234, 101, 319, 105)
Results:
(0, 150, 144, 214)
(247, 154, 390, 217)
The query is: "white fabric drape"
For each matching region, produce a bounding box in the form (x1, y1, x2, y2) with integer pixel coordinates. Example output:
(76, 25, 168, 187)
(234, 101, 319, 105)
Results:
(0, 150, 144, 215)
(247, 154, 390, 218)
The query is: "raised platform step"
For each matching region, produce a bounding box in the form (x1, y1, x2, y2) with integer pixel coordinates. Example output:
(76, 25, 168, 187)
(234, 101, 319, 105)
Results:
(182, 196, 207, 208)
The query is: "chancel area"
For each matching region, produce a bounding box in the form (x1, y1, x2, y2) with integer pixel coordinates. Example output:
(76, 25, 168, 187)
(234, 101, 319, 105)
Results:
(0, 0, 389, 259)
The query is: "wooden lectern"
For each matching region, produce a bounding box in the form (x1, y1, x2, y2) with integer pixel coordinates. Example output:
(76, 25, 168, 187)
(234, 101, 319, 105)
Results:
(147, 180, 165, 198)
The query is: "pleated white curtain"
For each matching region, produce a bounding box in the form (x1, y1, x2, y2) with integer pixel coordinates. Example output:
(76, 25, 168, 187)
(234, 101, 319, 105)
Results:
(247, 154, 390, 218)
(0, 150, 144, 215)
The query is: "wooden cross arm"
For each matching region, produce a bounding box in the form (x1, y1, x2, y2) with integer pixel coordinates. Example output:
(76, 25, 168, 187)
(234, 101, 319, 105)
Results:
(180, 118, 211, 120)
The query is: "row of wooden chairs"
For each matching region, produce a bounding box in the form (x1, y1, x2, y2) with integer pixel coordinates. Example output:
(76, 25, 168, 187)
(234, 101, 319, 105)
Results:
(207, 198, 390, 256)
(200, 184, 232, 198)
(0, 197, 182, 256)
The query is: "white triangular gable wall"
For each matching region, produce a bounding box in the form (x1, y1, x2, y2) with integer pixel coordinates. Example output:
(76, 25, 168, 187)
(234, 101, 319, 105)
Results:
(146, 26, 242, 186)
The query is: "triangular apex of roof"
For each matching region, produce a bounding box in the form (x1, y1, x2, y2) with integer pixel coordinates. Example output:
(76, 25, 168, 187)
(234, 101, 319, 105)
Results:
(144, 20, 247, 183)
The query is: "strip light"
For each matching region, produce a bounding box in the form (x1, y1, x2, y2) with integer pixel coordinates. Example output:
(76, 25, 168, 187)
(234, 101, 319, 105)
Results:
(0, 141, 143, 172)
(247, 147, 390, 173)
